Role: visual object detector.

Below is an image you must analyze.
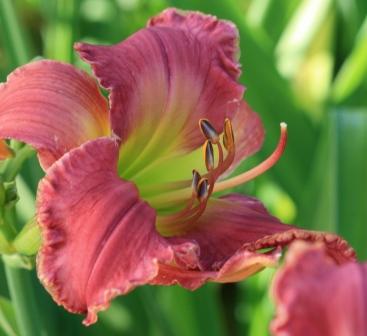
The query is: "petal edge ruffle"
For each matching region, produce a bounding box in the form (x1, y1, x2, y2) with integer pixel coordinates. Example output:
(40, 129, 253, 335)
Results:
(271, 241, 366, 336)
(75, 8, 244, 179)
(151, 195, 355, 289)
(37, 138, 173, 325)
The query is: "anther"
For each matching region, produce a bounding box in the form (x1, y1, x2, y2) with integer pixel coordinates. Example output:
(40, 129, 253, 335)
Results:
(199, 119, 220, 144)
(197, 178, 209, 202)
(223, 118, 234, 150)
(204, 140, 215, 171)
(191, 170, 201, 195)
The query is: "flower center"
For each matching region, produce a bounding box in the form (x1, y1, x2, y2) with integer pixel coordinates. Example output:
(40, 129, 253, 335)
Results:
(154, 119, 288, 237)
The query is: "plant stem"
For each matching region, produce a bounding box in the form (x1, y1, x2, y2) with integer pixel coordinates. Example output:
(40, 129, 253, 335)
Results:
(4, 266, 45, 336)
(0, 0, 31, 67)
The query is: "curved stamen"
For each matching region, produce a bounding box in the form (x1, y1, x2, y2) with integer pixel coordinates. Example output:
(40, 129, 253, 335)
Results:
(191, 169, 201, 194)
(197, 177, 209, 202)
(156, 120, 287, 236)
(213, 122, 287, 193)
(204, 140, 215, 171)
(223, 118, 234, 151)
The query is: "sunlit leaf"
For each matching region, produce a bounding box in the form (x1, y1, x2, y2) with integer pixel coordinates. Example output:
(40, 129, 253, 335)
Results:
(300, 109, 367, 259)
(0, 296, 19, 336)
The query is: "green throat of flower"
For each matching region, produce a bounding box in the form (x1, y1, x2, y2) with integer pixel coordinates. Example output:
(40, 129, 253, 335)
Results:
(120, 119, 287, 237)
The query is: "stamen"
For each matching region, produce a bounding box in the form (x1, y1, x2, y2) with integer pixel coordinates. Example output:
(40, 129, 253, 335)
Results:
(214, 123, 288, 193)
(223, 118, 234, 150)
(204, 140, 215, 171)
(156, 120, 287, 237)
(197, 178, 209, 202)
(199, 119, 220, 144)
(191, 169, 201, 195)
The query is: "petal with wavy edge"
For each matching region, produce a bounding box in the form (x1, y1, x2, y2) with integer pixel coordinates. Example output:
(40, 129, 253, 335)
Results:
(0, 60, 109, 170)
(151, 195, 355, 289)
(37, 138, 173, 326)
(271, 241, 367, 336)
(75, 8, 244, 178)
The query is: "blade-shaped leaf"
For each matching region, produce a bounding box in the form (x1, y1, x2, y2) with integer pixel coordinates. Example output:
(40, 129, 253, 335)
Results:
(300, 108, 367, 259)
(0, 296, 19, 336)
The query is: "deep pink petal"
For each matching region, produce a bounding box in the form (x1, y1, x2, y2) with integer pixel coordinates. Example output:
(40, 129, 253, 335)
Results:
(151, 195, 355, 289)
(37, 138, 173, 325)
(0, 60, 109, 169)
(75, 8, 244, 174)
(271, 242, 367, 336)
(167, 194, 290, 271)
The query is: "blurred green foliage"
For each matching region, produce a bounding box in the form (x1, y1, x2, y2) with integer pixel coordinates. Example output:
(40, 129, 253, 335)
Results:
(0, 0, 366, 335)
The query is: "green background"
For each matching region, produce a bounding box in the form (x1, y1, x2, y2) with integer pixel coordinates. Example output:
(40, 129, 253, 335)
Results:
(0, 0, 366, 335)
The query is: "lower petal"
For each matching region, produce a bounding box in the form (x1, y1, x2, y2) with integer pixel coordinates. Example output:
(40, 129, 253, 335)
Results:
(271, 241, 366, 336)
(151, 195, 355, 289)
(37, 138, 172, 325)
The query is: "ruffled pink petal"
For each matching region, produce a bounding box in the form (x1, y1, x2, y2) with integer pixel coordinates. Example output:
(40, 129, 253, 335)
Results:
(271, 242, 367, 336)
(151, 195, 355, 289)
(37, 138, 173, 326)
(0, 60, 110, 169)
(75, 8, 244, 173)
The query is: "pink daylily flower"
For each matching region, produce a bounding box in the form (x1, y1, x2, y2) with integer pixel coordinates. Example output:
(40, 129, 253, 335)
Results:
(271, 241, 367, 336)
(0, 8, 354, 325)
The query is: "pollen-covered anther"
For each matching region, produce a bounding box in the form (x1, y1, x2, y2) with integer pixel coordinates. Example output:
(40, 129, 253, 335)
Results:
(157, 118, 238, 232)
(197, 178, 209, 202)
(191, 170, 201, 195)
(199, 119, 220, 144)
(223, 118, 234, 150)
(204, 140, 215, 171)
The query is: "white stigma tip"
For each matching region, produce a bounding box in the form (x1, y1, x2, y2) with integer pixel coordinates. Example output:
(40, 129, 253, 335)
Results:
(280, 122, 287, 129)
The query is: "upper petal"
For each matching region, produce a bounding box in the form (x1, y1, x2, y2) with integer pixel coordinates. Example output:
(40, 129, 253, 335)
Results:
(37, 138, 172, 325)
(226, 101, 265, 175)
(151, 195, 355, 289)
(75, 8, 244, 178)
(271, 241, 367, 336)
(0, 60, 110, 170)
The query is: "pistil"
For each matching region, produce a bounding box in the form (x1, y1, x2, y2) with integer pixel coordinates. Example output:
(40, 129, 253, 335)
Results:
(214, 122, 287, 193)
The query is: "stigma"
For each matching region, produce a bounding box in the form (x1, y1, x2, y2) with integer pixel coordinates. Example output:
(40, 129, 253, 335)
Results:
(157, 118, 287, 236)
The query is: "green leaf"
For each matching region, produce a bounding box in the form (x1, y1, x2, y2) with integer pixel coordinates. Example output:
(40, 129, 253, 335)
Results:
(0, 0, 32, 68)
(332, 16, 367, 103)
(158, 285, 226, 336)
(276, 0, 333, 78)
(13, 217, 41, 256)
(43, 0, 80, 63)
(300, 108, 367, 259)
(2, 254, 34, 270)
(3, 182, 18, 209)
(0, 296, 19, 336)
